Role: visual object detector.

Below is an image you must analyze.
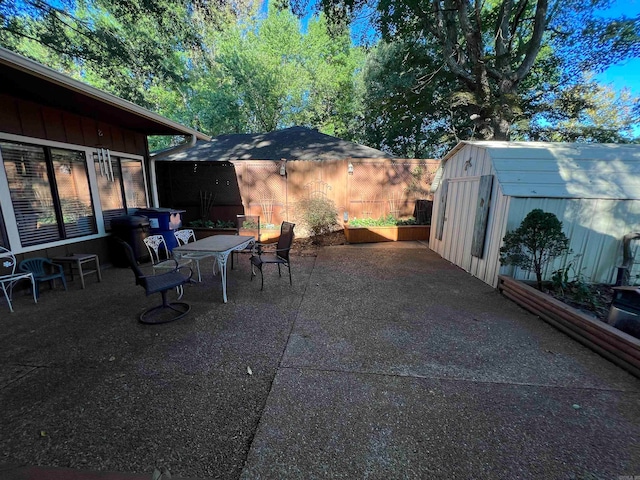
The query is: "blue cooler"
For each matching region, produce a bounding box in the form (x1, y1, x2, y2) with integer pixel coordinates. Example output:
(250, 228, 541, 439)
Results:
(136, 207, 185, 251)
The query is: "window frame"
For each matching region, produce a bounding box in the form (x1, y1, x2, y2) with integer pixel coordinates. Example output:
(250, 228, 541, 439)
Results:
(0, 132, 148, 253)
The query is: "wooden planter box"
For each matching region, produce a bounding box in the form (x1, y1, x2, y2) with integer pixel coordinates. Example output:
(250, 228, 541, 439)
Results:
(239, 228, 281, 243)
(191, 227, 238, 240)
(498, 275, 640, 378)
(344, 224, 430, 243)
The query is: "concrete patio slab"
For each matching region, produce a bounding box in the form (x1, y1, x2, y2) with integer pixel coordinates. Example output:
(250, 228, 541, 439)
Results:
(1, 242, 639, 479)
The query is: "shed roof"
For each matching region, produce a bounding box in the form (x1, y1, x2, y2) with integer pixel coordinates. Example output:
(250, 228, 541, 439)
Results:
(0, 47, 209, 140)
(444, 141, 640, 200)
(158, 126, 394, 162)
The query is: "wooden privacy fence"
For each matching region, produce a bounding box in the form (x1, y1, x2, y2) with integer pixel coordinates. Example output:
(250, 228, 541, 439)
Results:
(234, 158, 440, 226)
(156, 158, 440, 232)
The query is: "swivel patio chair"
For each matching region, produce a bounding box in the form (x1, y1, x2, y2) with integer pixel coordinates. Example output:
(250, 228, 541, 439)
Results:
(19, 257, 67, 299)
(250, 221, 295, 290)
(174, 229, 211, 282)
(0, 246, 37, 312)
(116, 238, 193, 324)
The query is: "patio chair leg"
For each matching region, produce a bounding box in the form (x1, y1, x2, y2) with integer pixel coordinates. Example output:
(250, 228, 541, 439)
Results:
(250, 264, 264, 290)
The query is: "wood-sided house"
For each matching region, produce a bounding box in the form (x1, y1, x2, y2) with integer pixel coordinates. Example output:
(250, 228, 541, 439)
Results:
(0, 47, 208, 264)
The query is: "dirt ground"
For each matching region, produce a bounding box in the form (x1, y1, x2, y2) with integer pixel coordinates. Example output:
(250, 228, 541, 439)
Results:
(291, 230, 347, 256)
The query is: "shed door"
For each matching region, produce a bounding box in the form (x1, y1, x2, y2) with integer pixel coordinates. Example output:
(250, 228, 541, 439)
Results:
(441, 178, 480, 272)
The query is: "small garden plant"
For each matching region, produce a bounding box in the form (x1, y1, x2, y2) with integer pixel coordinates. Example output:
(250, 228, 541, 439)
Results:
(499, 209, 571, 290)
(241, 219, 259, 229)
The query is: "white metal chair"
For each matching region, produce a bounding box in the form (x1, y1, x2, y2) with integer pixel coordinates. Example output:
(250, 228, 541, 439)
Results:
(143, 234, 193, 297)
(173, 229, 212, 282)
(0, 246, 37, 312)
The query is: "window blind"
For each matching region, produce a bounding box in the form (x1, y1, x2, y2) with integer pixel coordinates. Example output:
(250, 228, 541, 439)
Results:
(51, 148, 97, 238)
(1, 141, 61, 246)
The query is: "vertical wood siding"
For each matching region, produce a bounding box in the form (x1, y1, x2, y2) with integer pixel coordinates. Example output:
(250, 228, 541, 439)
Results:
(0, 93, 146, 156)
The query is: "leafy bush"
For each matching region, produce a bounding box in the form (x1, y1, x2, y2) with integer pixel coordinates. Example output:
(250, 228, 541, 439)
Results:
(349, 215, 417, 227)
(499, 209, 571, 290)
(297, 196, 339, 240)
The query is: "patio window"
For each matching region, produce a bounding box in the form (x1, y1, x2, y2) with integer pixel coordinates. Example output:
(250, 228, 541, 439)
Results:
(1, 141, 97, 247)
(94, 155, 147, 230)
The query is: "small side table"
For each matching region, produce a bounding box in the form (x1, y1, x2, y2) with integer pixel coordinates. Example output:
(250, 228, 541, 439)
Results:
(52, 254, 102, 289)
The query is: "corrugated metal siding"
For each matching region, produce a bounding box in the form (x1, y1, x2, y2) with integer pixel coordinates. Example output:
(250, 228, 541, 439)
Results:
(432, 142, 640, 288)
(499, 197, 640, 285)
(430, 144, 503, 284)
(487, 142, 640, 199)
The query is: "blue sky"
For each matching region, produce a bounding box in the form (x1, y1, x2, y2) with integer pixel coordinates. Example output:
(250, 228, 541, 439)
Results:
(595, 1, 640, 96)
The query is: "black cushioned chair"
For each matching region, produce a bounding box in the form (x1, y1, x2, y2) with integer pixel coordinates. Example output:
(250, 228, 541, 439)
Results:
(250, 221, 295, 290)
(116, 238, 193, 324)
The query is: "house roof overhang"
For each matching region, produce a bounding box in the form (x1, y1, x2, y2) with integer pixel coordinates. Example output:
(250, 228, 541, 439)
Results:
(0, 47, 209, 141)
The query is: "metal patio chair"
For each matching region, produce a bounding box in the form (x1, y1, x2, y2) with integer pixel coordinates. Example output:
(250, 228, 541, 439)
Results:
(19, 257, 67, 299)
(0, 246, 37, 312)
(233, 214, 261, 268)
(174, 229, 211, 282)
(116, 238, 193, 324)
(250, 221, 295, 290)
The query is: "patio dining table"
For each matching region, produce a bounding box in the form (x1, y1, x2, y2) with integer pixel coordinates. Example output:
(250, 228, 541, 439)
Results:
(173, 235, 254, 303)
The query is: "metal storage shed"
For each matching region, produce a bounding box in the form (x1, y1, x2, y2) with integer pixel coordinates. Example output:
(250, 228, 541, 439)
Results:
(429, 141, 640, 287)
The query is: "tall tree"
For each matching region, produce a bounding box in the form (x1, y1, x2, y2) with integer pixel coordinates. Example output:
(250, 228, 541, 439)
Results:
(307, 0, 640, 142)
(210, 5, 365, 134)
(0, 0, 253, 106)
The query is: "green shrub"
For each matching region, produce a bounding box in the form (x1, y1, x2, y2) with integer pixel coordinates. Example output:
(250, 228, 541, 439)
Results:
(297, 196, 339, 240)
(499, 209, 571, 290)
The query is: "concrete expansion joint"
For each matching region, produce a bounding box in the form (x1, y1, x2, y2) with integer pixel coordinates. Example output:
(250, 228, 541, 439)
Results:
(276, 365, 640, 393)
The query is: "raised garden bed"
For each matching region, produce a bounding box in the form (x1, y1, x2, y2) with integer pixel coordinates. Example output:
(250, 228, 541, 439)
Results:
(191, 227, 238, 240)
(498, 275, 640, 378)
(343, 224, 430, 243)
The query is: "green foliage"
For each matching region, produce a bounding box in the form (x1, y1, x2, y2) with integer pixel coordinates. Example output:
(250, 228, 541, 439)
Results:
(499, 209, 571, 290)
(515, 76, 640, 143)
(297, 196, 339, 239)
(241, 219, 259, 229)
(349, 215, 416, 227)
(316, 0, 640, 154)
(2, 0, 638, 153)
(357, 40, 458, 158)
(213, 6, 365, 135)
(0, 2, 366, 143)
(189, 219, 236, 228)
(551, 257, 605, 311)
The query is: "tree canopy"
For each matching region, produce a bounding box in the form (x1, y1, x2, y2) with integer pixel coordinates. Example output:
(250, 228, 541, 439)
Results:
(309, 0, 640, 154)
(1, 0, 639, 157)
